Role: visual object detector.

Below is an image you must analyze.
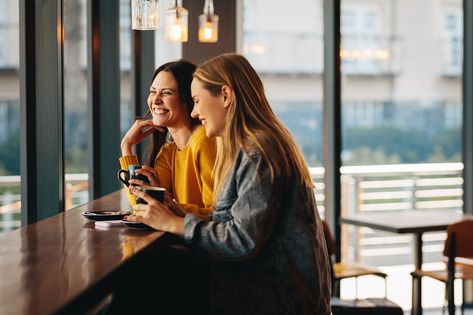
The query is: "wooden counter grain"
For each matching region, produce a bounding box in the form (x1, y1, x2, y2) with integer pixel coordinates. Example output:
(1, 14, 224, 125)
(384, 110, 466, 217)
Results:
(0, 190, 171, 315)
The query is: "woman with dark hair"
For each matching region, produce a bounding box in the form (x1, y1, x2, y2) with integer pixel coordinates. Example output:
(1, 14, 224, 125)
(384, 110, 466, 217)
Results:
(120, 60, 216, 215)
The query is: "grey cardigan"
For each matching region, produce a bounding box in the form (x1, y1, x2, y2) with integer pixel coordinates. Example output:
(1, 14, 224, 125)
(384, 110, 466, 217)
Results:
(184, 149, 331, 314)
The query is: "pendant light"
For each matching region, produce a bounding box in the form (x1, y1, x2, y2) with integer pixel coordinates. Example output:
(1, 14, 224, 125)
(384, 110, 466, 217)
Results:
(131, 0, 160, 30)
(165, 0, 188, 42)
(198, 0, 219, 43)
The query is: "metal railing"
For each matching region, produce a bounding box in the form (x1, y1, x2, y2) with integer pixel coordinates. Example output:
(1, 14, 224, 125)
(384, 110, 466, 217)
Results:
(337, 163, 463, 266)
(0, 163, 464, 264)
(0, 174, 89, 234)
(243, 32, 401, 76)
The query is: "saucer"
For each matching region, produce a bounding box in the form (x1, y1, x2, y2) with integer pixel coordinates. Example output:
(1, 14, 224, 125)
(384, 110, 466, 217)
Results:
(82, 210, 132, 221)
(121, 219, 153, 230)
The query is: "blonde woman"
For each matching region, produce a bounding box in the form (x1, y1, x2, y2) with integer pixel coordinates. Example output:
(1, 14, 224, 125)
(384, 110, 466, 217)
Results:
(129, 53, 331, 314)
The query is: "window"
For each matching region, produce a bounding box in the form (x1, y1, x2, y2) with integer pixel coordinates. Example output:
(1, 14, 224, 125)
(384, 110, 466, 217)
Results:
(341, 0, 463, 309)
(443, 8, 462, 75)
(120, 0, 133, 136)
(64, 0, 89, 209)
(0, 0, 20, 234)
(341, 4, 393, 74)
(241, 0, 324, 213)
(155, 0, 181, 66)
(243, 0, 323, 74)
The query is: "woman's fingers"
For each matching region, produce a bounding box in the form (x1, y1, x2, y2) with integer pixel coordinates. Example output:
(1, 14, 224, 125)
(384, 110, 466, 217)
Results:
(126, 120, 156, 140)
(137, 120, 157, 136)
(135, 168, 155, 179)
(135, 167, 159, 186)
(125, 214, 143, 222)
(156, 126, 165, 133)
(128, 179, 151, 187)
(164, 193, 173, 204)
(141, 165, 155, 172)
(130, 187, 154, 205)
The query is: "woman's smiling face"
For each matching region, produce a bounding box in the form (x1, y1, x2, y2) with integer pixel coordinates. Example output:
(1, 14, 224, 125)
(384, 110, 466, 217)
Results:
(191, 78, 229, 138)
(147, 71, 188, 128)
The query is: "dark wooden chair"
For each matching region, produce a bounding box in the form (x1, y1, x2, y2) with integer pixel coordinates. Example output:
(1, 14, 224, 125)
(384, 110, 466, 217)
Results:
(411, 219, 473, 315)
(322, 220, 388, 299)
(331, 297, 404, 315)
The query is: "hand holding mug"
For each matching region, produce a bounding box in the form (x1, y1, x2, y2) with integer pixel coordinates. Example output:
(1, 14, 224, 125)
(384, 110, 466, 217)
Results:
(129, 166, 160, 187)
(128, 187, 183, 234)
(117, 165, 150, 187)
(134, 186, 166, 204)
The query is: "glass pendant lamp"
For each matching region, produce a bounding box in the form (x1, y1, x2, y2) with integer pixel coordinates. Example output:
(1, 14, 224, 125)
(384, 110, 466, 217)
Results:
(165, 0, 188, 42)
(131, 0, 160, 30)
(198, 0, 218, 42)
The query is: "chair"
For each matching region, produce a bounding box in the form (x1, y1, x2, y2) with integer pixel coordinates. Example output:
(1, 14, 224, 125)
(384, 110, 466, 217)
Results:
(410, 219, 473, 315)
(331, 297, 404, 315)
(321, 220, 388, 299)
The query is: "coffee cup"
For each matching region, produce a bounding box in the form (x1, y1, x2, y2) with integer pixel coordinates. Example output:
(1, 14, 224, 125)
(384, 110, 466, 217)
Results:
(135, 186, 166, 204)
(117, 165, 150, 187)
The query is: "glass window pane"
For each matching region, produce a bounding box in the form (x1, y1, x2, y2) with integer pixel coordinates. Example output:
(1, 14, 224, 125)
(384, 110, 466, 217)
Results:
(340, 0, 463, 308)
(121, 0, 180, 138)
(155, 0, 181, 66)
(120, 0, 133, 136)
(0, 0, 20, 234)
(241, 0, 324, 215)
(64, 0, 89, 209)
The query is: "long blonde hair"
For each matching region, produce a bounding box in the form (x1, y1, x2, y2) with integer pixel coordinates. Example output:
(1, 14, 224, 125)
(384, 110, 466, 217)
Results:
(193, 53, 314, 201)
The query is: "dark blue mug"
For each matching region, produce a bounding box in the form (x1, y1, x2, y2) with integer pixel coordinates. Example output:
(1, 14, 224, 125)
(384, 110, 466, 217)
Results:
(117, 165, 150, 187)
(135, 186, 166, 204)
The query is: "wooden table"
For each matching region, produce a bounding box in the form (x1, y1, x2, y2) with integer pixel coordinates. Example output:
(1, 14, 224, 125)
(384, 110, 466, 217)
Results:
(340, 209, 470, 315)
(0, 189, 175, 315)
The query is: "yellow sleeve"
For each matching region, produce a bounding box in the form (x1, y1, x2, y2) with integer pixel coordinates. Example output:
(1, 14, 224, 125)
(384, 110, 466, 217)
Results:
(118, 155, 140, 206)
(177, 203, 202, 216)
(183, 131, 216, 215)
(154, 144, 174, 197)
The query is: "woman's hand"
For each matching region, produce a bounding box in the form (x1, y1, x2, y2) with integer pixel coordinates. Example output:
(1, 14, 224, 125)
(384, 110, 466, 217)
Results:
(121, 119, 163, 156)
(129, 166, 161, 187)
(127, 188, 184, 236)
(165, 197, 186, 217)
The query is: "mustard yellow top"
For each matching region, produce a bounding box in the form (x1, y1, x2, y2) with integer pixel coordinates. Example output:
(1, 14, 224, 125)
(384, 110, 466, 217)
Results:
(119, 125, 216, 215)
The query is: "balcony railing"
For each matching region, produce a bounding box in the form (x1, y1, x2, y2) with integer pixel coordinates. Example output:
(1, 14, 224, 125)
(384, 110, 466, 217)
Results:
(338, 162, 463, 266)
(341, 34, 400, 75)
(243, 31, 324, 75)
(243, 32, 400, 76)
(0, 174, 89, 234)
(0, 163, 464, 260)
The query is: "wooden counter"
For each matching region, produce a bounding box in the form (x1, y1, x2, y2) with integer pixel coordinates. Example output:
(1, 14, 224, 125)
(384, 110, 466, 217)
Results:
(0, 190, 173, 315)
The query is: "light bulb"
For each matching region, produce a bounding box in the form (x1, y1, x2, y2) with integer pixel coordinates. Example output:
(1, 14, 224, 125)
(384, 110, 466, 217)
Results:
(198, 9, 218, 42)
(172, 23, 182, 40)
(165, 0, 188, 42)
(203, 26, 213, 40)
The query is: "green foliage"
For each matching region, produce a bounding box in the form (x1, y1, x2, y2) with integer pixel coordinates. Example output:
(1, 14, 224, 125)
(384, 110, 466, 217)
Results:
(0, 134, 20, 176)
(65, 147, 88, 173)
(343, 126, 461, 165)
(343, 147, 401, 165)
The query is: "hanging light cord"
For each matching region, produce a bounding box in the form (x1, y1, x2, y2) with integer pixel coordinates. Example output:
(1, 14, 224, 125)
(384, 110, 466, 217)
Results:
(204, 0, 214, 21)
(175, 0, 179, 19)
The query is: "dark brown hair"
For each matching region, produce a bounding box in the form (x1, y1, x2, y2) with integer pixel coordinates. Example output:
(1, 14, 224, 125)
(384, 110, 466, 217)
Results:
(140, 60, 198, 166)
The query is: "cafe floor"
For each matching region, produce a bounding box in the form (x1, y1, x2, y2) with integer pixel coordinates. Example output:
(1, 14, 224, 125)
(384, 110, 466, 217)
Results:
(339, 262, 472, 314)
